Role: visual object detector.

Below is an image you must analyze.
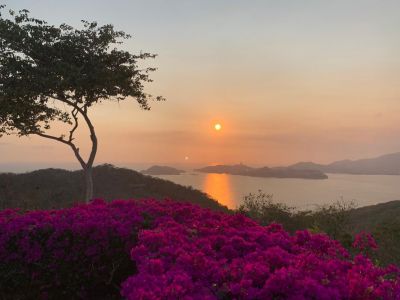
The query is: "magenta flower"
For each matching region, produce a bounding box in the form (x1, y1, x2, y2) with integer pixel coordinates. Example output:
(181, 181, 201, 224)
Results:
(0, 199, 399, 299)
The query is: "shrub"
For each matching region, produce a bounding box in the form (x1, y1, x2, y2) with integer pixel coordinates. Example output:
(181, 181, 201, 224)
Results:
(1, 199, 399, 299)
(372, 221, 400, 266)
(237, 191, 295, 229)
(238, 191, 355, 248)
(0, 199, 150, 298)
(121, 201, 399, 300)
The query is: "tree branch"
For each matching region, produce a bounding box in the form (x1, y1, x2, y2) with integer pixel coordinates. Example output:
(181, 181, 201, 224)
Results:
(32, 131, 87, 169)
(68, 108, 79, 143)
(34, 132, 71, 146)
(51, 96, 98, 169)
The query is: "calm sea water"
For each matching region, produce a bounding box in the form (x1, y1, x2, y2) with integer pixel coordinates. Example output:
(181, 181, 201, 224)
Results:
(155, 173, 400, 210)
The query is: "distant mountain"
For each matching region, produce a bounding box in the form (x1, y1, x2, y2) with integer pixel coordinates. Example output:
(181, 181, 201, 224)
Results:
(290, 152, 400, 175)
(141, 165, 185, 175)
(196, 164, 328, 179)
(248, 167, 328, 179)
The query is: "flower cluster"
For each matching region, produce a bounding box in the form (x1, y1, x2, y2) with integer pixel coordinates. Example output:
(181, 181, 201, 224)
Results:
(121, 202, 400, 300)
(0, 199, 153, 298)
(352, 231, 378, 251)
(1, 199, 399, 299)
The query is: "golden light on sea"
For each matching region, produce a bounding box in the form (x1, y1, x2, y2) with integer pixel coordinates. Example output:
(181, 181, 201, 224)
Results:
(203, 173, 234, 208)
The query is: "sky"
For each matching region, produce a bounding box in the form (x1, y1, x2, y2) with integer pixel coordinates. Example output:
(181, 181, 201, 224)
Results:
(1, 0, 400, 170)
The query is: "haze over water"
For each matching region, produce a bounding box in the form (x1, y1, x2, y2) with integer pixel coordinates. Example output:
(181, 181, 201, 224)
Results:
(156, 173, 400, 209)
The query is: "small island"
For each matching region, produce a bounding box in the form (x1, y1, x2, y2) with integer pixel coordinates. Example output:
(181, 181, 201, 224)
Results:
(141, 165, 186, 175)
(195, 164, 328, 179)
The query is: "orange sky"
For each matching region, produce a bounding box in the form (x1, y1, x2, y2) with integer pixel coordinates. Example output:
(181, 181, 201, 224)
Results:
(1, 0, 400, 169)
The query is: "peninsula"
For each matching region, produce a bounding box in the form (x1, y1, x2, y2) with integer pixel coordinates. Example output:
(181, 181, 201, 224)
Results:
(141, 165, 185, 175)
(195, 164, 328, 179)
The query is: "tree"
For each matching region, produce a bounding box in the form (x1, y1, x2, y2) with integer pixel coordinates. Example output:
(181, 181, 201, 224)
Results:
(0, 6, 164, 202)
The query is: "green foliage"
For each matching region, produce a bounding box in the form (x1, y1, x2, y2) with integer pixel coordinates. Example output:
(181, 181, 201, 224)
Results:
(308, 201, 355, 248)
(372, 221, 400, 266)
(345, 200, 400, 265)
(0, 6, 163, 138)
(238, 190, 355, 248)
(348, 200, 400, 231)
(0, 5, 165, 200)
(238, 191, 400, 265)
(238, 191, 295, 229)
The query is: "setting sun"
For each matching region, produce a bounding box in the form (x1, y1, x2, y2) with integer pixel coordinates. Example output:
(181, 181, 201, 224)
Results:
(0, 2, 399, 297)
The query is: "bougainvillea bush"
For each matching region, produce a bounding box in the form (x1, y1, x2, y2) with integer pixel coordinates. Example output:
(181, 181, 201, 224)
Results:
(0, 199, 151, 298)
(1, 199, 399, 299)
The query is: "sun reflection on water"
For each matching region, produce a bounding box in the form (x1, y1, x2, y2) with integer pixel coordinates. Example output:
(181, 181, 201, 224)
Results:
(202, 173, 235, 209)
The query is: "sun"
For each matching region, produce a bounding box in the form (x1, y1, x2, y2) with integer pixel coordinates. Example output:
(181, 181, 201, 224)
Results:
(214, 123, 222, 131)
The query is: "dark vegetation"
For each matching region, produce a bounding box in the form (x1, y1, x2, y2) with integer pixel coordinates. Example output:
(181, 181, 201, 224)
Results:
(0, 164, 227, 212)
(349, 201, 400, 266)
(196, 163, 328, 179)
(238, 190, 400, 266)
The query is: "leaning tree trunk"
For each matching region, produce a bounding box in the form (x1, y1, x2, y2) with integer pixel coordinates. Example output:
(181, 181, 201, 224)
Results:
(80, 107, 98, 203)
(84, 166, 94, 202)
(67, 105, 98, 203)
(71, 141, 96, 203)
(33, 99, 98, 203)
(80, 123, 98, 203)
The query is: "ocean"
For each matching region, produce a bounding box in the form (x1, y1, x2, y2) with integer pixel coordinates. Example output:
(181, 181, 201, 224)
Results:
(155, 172, 400, 210)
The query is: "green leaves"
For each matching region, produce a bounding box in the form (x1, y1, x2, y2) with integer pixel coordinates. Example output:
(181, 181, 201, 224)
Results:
(0, 6, 164, 136)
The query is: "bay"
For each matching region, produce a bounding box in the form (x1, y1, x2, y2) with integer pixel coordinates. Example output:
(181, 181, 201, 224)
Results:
(155, 173, 400, 210)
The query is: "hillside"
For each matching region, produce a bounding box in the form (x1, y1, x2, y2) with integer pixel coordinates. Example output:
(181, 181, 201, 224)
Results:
(0, 164, 227, 211)
(196, 164, 328, 179)
(290, 152, 400, 175)
(349, 200, 400, 231)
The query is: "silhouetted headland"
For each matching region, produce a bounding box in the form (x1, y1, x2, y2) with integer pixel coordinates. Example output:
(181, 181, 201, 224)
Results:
(141, 165, 185, 175)
(195, 164, 328, 179)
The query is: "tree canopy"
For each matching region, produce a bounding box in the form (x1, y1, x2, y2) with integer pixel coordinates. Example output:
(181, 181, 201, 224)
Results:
(0, 6, 164, 201)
